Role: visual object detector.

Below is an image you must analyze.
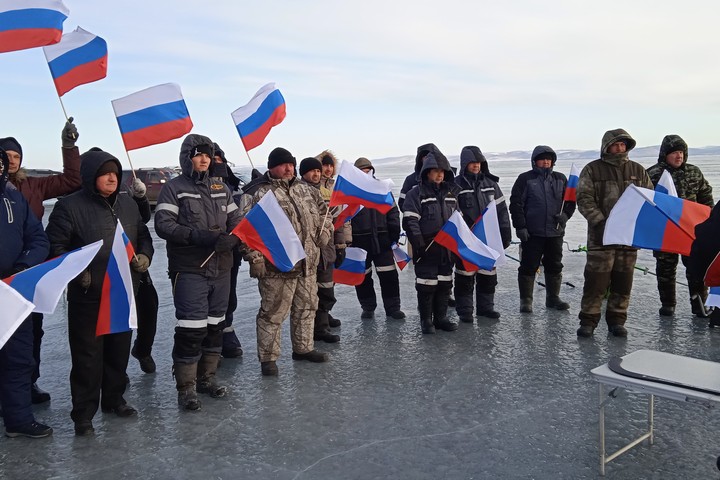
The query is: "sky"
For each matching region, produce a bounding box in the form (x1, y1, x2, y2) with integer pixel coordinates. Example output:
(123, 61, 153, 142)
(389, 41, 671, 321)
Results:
(2, 0, 720, 170)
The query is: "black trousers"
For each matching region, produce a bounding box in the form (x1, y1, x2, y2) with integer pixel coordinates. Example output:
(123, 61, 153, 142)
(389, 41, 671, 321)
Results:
(518, 236, 564, 276)
(31, 312, 43, 383)
(133, 272, 159, 357)
(354, 250, 401, 313)
(0, 316, 35, 428)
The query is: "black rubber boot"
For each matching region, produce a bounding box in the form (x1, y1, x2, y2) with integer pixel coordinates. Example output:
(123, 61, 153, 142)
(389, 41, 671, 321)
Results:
(690, 282, 709, 318)
(518, 274, 535, 313)
(433, 289, 458, 332)
(545, 274, 570, 310)
(197, 353, 227, 398)
(418, 291, 435, 334)
(476, 293, 500, 319)
(174, 363, 201, 411)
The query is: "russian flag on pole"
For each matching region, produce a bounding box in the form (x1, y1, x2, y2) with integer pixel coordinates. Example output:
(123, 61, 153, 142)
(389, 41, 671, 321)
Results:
(330, 160, 394, 214)
(471, 200, 506, 267)
(112, 83, 193, 151)
(2, 240, 102, 314)
(43, 27, 107, 96)
(333, 247, 368, 286)
(333, 204, 363, 230)
(656, 170, 678, 197)
(391, 242, 411, 271)
(0, 0, 69, 53)
(434, 211, 500, 272)
(231, 83, 286, 151)
(0, 281, 35, 350)
(563, 163, 581, 202)
(603, 185, 711, 256)
(96, 223, 137, 336)
(231, 190, 305, 272)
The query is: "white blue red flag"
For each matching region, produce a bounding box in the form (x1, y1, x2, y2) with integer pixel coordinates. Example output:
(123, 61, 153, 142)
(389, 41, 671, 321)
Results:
(656, 170, 678, 197)
(112, 83, 193, 151)
(471, 200, 506, 267)
(231, 83, 286, 151)
(434, 211, 500, 272)
(330, 160, 394, 214)
(96, 223, 137, 336)
(0, 0, 69, 53)
(2, 240, 102, 314)
(231, 190, 305, 272)
(333, 247, 368, 286)
(333, 204, 363, 230)
(603, 185, 710, 256)
(563, 163, 580, 202)
(43, 26, 107, 96)
(0, 281, 35, 350)
(391, 242, 411, 271)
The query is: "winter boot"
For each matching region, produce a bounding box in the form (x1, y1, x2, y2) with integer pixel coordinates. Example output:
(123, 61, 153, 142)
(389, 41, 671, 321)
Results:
(433, 289, 458, 332)
(221, 329, 243, 358)
(545, 274, 570, 310)
(690, 283, 709, 318)
(476, 292, 500, 319)
(658, 305, 675, 316)
(418, 291, 435, 334)
(576, 325, 595, 337)
(518, 274, 535, 313)
(196, 353, 227, 398)
(328, 313, 342, 328)
(174, 362, 201, 411)
(657, 279, 676, 317)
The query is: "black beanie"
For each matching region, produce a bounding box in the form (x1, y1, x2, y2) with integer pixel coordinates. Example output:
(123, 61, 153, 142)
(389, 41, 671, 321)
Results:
(299, 157, 322, 176)
(0, 137, 22, 159)
(96, 160, 119, 178)
(321, 154, 334, 166)
(534, 153, 554, 162)
(268, 147, 296, 169)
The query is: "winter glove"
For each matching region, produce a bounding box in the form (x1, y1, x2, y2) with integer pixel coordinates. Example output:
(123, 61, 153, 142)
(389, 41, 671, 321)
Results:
(554, 212, 569, 228)
(189, 229, 221, 248)
(79, 270, 91, 289)
(10, 264, 28, 274)
(247, 252, 266, 279)
(130, 253, 150, 273)
(131, 178, 147, 198)
(334, 247, 347, 268)
(215, 233, 240, 253)
(61, 117, 78, 149)
(317, 225, 332, 247)
(516, 228, 531, 243)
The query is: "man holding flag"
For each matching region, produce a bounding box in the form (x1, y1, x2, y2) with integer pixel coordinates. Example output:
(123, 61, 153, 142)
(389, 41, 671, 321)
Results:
(646, 135, 714, 317)
(0, 149, 53, 439)
(46, 148, 153, 435)
(510, 146, 575, 314)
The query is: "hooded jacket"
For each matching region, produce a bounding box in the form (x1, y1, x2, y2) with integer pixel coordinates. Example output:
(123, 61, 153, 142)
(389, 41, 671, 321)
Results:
(1, 136, 82, 220)
(401, 153, 459, 258)
(315, 149, 338, 193)
(398, 143, 446, 210)
(45, 148, 153, 302)
(576, 129, 653, 249)
(154, 134, 241, 275)
(646, 135, 713, 207)
(455, 146, 512, 247)
(509, 145, 575, 238)
(0, 151, 49, 277)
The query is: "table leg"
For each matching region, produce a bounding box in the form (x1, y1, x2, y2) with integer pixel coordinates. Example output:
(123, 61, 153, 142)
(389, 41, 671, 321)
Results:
(600, 382, 606, 476)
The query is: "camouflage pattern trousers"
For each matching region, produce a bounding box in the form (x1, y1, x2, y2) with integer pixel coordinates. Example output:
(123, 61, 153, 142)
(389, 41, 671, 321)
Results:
(578, 249, 637, 328)
(256, 273, 318, 362)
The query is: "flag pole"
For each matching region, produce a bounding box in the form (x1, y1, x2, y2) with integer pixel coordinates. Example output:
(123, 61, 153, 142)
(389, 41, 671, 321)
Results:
(124, 149, 138, 181)
(556, 199, 566, 230)
(42, 48, 76, 138)
(243, 148, 256, 170)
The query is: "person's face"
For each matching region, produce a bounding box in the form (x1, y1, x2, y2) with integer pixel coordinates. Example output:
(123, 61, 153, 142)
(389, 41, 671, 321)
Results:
(360, 167, 372, 174)
(322, 163, 334, 178)
(214, 155, 223, 164)
(534, 158, 552, 169)
(95, 172, 118, 197)
(269, 163, 295, 180)
(302, 168, 321, 184)
(608, 141, 627, 154)
(6, 150, 21, 174)
(666, 150, 684, 168)
(191, 153, 211, 172)
(426, 168, 444, 184)
(466, 162, 481, 174)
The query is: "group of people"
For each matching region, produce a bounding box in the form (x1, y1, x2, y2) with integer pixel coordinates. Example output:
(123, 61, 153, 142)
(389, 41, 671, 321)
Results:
(1, 126, 716, 438)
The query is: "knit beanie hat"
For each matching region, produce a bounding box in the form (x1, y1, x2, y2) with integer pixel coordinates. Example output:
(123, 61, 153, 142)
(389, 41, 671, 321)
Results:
(267, 147, 296, 169)
(0, 137, 22, 159)
(354, 157, 374, 172)
(321, 154, 335, 166)
(96, 159, 119, 178)
(299, 157, 322, 176)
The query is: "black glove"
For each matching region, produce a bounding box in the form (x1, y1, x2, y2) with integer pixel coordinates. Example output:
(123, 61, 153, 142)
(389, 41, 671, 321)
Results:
(334, 248, 346, 268)
(11, 264, 28, 274)
(516, 228, 530, 243)
(61, 117, 78, 148)
(190, 229, 221, 247)
(554, 212, 569, 228)
(215, 233, 240, 253)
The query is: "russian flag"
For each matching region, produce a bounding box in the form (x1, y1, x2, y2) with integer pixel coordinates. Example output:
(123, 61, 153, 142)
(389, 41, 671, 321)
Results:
(330, 160, 395, 214)
(656, 170, 678, 197)
(0, 0, 69, 53)
(705, 251, 720, 288)
(434, 211, 500, 272)
(333, 247, 368, 286)
(603, 185, 711, 256)
(391, 242, 411, 271)
(471, 199, 506, 267)
(231, 189, 305, 272)
(112, 83, 193, 151)
(2, 240, 102, 314)
(563, 163, 580, 202)
(0, 281, 36, 350)
(96, 223, 137, 336)
(333, 204, 363, 230)
(231, 83, 286, 151)
(43, 27, 107, 97)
